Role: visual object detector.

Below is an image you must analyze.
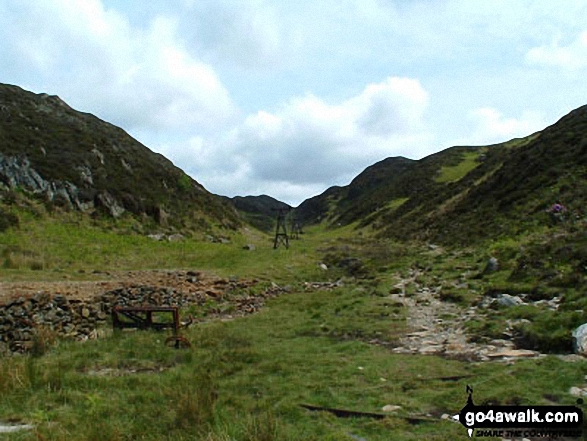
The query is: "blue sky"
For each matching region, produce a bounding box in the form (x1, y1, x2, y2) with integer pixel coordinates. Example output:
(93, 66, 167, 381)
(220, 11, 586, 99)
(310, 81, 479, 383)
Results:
(1, 0, 587, 205)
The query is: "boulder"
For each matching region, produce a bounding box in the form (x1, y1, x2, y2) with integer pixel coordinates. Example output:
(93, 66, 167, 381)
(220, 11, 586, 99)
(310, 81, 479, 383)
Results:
(167, 234, 185, 242)
(572, 324, 587, 356)
(483, 257, 499, 273)
(496, 294, 525, 307)
(95, 191, 125, 218)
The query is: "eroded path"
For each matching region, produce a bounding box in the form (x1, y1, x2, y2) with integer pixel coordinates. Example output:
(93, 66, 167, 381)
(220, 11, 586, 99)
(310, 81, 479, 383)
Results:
(388, 268, 544, 362)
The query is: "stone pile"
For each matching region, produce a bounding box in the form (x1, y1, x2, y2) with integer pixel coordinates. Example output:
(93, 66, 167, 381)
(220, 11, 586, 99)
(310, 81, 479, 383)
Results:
(0, 292, 108, 353)
(98, 285, 208, 310)
(0, 272, 286, 354)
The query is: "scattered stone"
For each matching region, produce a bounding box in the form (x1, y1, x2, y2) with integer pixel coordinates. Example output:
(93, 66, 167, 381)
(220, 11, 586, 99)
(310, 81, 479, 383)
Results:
(387, 268, 556, 362)
(0, 422, 34, 433)
(381, 405, 402, 412)
(569, 387, 587, 397)
(486, 349, 537, 358)
(303, 280, 344, 290)
(319, 263, 328, 270)
(389, 285, 403, 294)
(242, 244, 256, 251)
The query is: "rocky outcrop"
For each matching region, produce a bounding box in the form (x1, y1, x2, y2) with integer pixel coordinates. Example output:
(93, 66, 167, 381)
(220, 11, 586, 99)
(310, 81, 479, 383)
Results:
(0, 152, 125, 217)
(0, 83, 241, 229)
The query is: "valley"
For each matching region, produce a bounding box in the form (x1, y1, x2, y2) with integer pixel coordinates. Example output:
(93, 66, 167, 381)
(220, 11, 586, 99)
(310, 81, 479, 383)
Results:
(1, 84, 587, 440)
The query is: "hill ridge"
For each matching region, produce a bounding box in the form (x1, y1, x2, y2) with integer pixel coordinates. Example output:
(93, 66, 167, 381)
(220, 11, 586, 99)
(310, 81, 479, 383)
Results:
(0, 83, 240, 232)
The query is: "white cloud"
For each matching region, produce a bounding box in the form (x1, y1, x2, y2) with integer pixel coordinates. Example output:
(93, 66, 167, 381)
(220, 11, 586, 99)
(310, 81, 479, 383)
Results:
(526, 31, 587, 71)
(463, 108, 545, 146)
(2, 0, 585, 207)
(177, 0, 286, 69)
(234, 77, 432, 183)
(0, 0, 235, 134)
(161, 76, 434, 205)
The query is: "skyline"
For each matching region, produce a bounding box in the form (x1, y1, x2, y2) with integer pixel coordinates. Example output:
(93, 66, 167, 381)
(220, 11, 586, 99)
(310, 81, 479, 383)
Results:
(1, 0, 586, 205)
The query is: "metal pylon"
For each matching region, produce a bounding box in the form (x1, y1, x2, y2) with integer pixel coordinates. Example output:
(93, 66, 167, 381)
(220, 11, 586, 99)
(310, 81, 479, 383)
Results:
(290, 218, 302, 240)
(273, 208, 289, 249)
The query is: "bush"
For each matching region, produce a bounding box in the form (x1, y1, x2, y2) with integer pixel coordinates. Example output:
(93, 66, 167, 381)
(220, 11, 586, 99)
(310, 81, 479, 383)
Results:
(0, 206, 19, 231)
(512, 310, 584, 353)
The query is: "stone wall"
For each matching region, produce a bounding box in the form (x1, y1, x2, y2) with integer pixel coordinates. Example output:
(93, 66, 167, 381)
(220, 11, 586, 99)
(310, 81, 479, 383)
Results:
(0, 278, 285, 354)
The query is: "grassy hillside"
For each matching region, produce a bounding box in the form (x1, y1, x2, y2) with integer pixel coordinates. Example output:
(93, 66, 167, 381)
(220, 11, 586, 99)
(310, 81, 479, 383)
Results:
(2, 88, 587, 440)
(294, 147, 491, 230)
(296, 105, 587, 248)
(0, 83, 240, 233)
(377, 109, 587, 245)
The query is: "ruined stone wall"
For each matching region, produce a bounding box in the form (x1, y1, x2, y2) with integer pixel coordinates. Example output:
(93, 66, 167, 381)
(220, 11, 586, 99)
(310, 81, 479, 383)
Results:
(0, 277, 285, 354)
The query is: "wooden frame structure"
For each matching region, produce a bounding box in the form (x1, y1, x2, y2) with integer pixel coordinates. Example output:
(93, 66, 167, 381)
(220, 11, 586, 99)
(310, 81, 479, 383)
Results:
(111, 305, 190, 348)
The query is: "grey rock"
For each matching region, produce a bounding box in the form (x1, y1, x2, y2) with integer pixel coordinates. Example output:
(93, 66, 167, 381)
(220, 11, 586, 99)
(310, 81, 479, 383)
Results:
(0, 422, 35, 433)
(167, 234, 185, 242)
(95, 191, 125, 217)
(483, 257, 499, 273)
(496, 294, 525, 307)
(569, 386, 587, 397)
(572, 323, 587, 356)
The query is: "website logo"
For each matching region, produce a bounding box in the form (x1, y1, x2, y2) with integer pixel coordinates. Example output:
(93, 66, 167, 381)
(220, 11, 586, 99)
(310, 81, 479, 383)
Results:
(453, 385, 584, 438)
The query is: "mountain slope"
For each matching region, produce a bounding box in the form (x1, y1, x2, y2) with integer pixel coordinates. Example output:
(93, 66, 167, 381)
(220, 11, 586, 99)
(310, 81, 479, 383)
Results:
(0, 83, 240, 232)
(295, 147, 484, 227)
(296, 104, 587, 245)
(222, 195, 291, 232)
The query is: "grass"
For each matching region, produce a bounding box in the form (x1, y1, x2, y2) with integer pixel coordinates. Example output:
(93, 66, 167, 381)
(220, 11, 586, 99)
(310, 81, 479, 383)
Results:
(1, 289, 585, 440)
(434, 150, 483, 184)
(0, 210, 335, 282)
(1, 210, 587, 439)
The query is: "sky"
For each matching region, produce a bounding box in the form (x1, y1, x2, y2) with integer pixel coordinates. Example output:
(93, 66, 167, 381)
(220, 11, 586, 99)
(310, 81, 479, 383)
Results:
(1, 0, 587, 206)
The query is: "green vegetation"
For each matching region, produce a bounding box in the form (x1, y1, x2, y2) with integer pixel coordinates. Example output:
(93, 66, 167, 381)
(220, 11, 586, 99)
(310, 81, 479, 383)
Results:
(2, 210, 587, 440)
(2, 282, 586, 440)
(434, 151, 482, 184)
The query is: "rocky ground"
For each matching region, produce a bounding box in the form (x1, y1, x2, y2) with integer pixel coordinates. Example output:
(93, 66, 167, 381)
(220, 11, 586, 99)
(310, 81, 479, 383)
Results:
(0, 267, 577, 362)
(387, 268, 578, 363)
